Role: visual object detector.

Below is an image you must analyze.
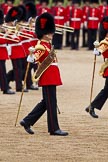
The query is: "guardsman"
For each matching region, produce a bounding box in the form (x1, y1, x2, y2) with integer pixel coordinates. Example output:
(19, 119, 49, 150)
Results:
(3, 0, 14, 16)
(70, 0, 83, 50)
(85, 16, 108, 118)
(99, 0, 108, 21)
(65, 0, 74, 47)
(25, 1, 37, 21)
(87, 0, 100, 50)
(52, 0, 66, 49)
(37, 0, 51, 16)
(0, 9, 15, 94)
(82, 0, 90, 47)
(5, 6, 28, 92)
(20, 12, 68, 136)
(24, 2, 39, 90)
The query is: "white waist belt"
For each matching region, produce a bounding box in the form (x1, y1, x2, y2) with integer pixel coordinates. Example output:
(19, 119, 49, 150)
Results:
(7, 42, 22, 56)
(51, 63, 58, 66)
(55, 16, 64, 19)
(0, 44, 7, 47)
(9, 42, 22, 47)
(88, 17, 99, 20)
(71, 18, 81, 21)
(22, 40, 29, 43)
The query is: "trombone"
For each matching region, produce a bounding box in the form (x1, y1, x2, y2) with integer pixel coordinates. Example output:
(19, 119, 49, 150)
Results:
(55, 24, 74, 33)
(2, 24, 34, 38)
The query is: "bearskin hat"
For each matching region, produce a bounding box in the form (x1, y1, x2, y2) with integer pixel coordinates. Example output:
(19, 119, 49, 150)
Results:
(35, 12, 55, 39)
(25, 2, 37, 21)
(5, 0, 15, 3)
(18, 5, 27, 21)
(55, 0, 64, 3)
(99, 16, 108, 41)
(90, 0, 99, 3)
(23, 0, 35, 4)
(73, 0, 81, 4)
(40, 0, 49, 4)
(0, 9, 4, 25)
(83, 0, 90, 2)
(5, 6, 23, 23)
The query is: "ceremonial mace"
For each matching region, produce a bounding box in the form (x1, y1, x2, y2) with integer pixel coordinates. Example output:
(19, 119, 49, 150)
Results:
(89, 41, 99, 111)
(15, 47, 35, 126)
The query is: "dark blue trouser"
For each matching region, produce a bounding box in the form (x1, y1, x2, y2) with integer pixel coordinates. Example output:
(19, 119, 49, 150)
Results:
(23, 85, 60, 133)
(91, 77, 108, 110)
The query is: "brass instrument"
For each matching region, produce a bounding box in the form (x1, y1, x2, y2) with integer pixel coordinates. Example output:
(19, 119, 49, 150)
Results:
(0, 27, 20, 42)
(55, 24, 74, 33)
(32, 44, 56, 82)
(2, 24, 34, 38)
(95, 38, 108, 76)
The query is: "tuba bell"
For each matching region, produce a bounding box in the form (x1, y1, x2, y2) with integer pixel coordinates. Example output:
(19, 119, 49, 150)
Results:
(32, 44, 56, 83)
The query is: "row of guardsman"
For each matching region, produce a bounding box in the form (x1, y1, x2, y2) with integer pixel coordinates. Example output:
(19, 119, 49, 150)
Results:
(1, 0, 108, 49)
(0, 0, 108, 94)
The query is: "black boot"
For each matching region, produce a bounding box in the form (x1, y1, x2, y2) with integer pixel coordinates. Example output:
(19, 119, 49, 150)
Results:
(20, 120, 34, 134)
(85, 105, 98, 118)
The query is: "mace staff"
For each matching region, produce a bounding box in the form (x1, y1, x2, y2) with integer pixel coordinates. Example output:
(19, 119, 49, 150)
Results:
(89, 40, 100, 112)
(15, 47, 35, 127)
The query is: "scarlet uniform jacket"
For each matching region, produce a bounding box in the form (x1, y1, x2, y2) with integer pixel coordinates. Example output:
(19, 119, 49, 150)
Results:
(0, 37, 9, 60)
(82, 5, 90, 25)
(99, 5, 108, 21)
(52, 6, 66, 25)
(35, 40, 62, 86)
(70, 7, 83, 29)
(37, 7, 51, 16)
(102, 50, 108, 77)
(87, 7, 100, 29)
(7, 37, 26, 59)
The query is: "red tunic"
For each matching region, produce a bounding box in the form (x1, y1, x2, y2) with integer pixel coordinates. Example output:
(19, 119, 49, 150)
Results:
(37, 7, 51, 16)
(52, 6, 66, 26)
(99, 5, 108, 21)
(35, 40, 62, 86)
(0, 37, 9, 60)
(87, 7, 100, 29)
(70, 7, 83, 29)
(102, 50, 108, 77)
(65, 5, 74, 23)
(82, 5, 90, 25)
(7, 36, 26, 59)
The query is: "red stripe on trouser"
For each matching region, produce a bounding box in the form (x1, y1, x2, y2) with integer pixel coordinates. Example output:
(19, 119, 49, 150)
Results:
(46, 87, 54, 132)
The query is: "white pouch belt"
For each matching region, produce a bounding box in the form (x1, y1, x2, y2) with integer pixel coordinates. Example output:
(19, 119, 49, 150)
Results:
(71, 18, 81, 21)
(22, 39, 29, 43)
(88, 17, 99, 21)
(51, 63, 58, 66)
(0, 44, 7, 47)
(55, 16, 64, 19)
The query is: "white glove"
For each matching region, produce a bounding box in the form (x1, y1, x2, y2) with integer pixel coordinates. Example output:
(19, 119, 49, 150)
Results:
(27, 55, 35, 63)
(93, 40, 99, 47)
(93, 48, 101, 56)
(28, 46, 35, 53)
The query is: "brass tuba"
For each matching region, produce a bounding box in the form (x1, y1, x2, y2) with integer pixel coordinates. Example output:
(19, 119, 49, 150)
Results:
(32, 44, 56, 83)
(95, 37, 108, 76)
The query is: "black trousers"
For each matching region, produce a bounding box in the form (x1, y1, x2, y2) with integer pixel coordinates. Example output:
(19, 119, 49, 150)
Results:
(88, 29, 97, 50)
(52, 34, 63, 49)
(91, 77, 108, 110)
(82, 27, 88, 47)
(65, 31, 71, 47)
(71, 29, 80, 50)
(23, 85, 60, 133)
(0, 60, 9, 91)
(11, 58, 24, 91)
